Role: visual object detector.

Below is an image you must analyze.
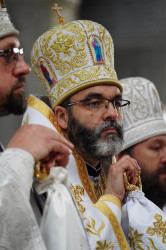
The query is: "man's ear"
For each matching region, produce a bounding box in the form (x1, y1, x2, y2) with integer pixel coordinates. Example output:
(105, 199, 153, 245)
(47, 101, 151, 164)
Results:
(54, 106, 68, 129)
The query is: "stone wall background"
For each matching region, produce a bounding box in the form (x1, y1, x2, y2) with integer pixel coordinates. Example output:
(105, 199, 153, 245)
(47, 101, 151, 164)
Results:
(1, 0, 166, 146)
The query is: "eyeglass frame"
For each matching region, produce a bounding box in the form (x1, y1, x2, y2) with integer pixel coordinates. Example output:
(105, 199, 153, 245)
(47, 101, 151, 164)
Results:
(67, 97, 130, 113)
(0, 47, 23, 65)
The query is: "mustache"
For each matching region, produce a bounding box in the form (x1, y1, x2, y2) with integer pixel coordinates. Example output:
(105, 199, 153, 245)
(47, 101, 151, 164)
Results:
(95, 120, 123, 136)
(13, 77, 26, 89)
(156, 165, 166, 175)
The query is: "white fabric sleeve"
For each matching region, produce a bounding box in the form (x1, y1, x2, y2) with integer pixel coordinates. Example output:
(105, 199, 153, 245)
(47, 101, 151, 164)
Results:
(82, 195, 130, 249)
(0, 148, 46, 250)
(122, 190, 166, 249)
(1, 148, 34, 196)
(35, 167, 90, 250)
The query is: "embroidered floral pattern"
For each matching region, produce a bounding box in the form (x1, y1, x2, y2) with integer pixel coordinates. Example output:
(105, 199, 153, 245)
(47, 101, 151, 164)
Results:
(128, 227, 144, 249)
(129, 226, 160, 250)
(146, 213, 166, 244)
(70, 183, 85, 214)
(96, 240, 115, 250)
(83, 217, 105, 239)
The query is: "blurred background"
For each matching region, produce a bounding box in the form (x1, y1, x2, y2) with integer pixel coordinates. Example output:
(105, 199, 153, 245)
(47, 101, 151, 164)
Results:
(1, 0, 166, 146)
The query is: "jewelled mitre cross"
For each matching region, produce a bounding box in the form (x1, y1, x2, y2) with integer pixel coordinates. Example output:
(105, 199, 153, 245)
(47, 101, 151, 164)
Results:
(51, 3, 65, 24)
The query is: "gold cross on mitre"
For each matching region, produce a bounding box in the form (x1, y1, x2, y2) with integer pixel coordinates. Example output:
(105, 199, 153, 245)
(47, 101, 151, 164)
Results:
(51, 3, 65, 24)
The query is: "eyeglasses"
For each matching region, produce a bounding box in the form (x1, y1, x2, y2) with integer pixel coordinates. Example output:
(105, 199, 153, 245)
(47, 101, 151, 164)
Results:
(67, 97, 130, 113)
(0, 47, 23, 65)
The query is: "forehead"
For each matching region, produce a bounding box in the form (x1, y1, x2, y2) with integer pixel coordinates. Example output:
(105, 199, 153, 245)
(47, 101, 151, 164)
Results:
(70, 85, 121, 101)
(137, 135, 166, 148)
(146, 135, 166, 144)
(0, 35, 20, 49)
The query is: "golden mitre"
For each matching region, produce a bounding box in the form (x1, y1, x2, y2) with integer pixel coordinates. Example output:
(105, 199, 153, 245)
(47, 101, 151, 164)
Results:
(31, 4, 122, 109)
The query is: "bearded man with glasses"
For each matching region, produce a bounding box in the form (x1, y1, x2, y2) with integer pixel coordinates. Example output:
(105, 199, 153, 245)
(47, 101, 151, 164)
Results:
(23, 6, 141, 248)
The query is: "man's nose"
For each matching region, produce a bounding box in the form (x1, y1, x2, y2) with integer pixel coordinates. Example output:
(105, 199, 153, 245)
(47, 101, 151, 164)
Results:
(160, 147, 166, 164)
(13, 56, 31, 76)
(102, 101, 118, 121)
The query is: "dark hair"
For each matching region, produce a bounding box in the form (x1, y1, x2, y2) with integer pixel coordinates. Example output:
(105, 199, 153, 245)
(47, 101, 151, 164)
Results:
(119, 145, 134, 157)
(60, 97, 72, 114)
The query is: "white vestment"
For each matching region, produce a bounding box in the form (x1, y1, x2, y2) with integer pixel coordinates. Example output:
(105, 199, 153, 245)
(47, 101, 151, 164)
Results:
(0, 148, 46, 250)
(23, 95, 130, 250)
(23, 95, 166, 250)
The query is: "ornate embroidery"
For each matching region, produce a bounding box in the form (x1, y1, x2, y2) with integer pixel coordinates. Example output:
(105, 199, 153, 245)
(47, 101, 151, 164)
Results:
(96, 240, 115, 250)
(83, 217, 105, 239)
(73, 149, 106, 204)
(31, 20, 120, 109)
(70, 183, 85, 215)
(129, 226, 160, 250)
(94, 201, 130, 249)
(128, 227, 144, 249)
(41, 22, 87, 76)
(146, 213, 166, 244)
(99, 195, 121, 210)
(28, 95, 65, 137)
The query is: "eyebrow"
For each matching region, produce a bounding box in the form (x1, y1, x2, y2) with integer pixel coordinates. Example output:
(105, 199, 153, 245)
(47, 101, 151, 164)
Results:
(0, 42, 21, 50)
(150, 139, 163, 144)
(85, 92, 122, 99)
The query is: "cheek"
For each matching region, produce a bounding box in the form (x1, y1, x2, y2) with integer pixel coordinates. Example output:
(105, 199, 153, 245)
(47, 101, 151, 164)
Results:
(134, 150, 159, 173)
(73, 108, 101, 127)
(0, 84, 9, 104)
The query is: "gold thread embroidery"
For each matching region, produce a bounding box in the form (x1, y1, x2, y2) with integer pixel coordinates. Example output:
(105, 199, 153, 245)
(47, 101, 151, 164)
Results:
(31, 20, 121, 109)
(99, 195, 121, 210)
(96, 240, 115, 250)
(129, 226, 160, 250)
(70, 183, 85, 215)
(94, 200, 130, 250)
(128, 227, 144, 249)
(52, 77, 121, 108)
(73, 149, 106, 205)
(146, 213, 166, 244)
(83, 216, 105, 239)
(80, 20, 95, 33)
(28, 95, 64, 136)
(41, 22, 87, 76)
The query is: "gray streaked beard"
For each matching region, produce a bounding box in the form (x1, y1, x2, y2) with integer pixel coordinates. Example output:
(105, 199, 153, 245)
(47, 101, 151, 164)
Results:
(67, 113, 123, 161)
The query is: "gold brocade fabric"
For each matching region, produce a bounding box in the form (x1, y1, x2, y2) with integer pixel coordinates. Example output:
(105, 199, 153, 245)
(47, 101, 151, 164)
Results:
(31, 20, 122, 109)
(72, 149, 106, 204)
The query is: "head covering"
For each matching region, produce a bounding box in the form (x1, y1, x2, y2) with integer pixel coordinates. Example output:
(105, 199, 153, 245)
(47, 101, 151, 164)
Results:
(0, 0, 19, 39)
(161, 102, 166, 122)
(120, 77, 166, 150)
(31, 18, 122, 109)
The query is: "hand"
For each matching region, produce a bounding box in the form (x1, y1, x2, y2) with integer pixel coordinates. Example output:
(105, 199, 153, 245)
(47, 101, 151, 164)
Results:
(104, 155, 140, 202)
(6, 124, 74, 167)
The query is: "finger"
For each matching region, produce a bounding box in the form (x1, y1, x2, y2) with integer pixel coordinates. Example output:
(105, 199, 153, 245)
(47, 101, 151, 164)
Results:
(52, 132, 73, 149)
(50, 141, 73, 156)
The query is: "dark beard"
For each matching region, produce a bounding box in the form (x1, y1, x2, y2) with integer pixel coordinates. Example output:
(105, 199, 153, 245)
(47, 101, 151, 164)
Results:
(67, 112, 123, 161)
(0, 78, 27, 116)
(141, 167, 166, 209)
